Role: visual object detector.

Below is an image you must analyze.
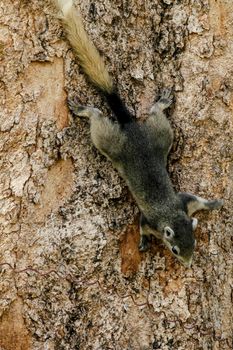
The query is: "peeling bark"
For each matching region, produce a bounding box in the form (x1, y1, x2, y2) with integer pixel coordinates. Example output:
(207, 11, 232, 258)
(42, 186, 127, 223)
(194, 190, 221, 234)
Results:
(0, 0, 232, 349)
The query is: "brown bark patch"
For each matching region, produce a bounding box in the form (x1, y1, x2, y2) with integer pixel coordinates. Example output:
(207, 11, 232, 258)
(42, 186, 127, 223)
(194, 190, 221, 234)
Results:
(0, 298, 31, 350)
(23, 58, 69, 130)
(209, 0, 227, 36)
(120, 219, 141, 277)
(21, 158, 74, 230)
(35, 158, 74, 222)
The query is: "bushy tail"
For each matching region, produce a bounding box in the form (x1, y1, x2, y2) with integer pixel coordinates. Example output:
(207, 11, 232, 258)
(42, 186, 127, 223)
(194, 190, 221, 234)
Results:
(55, 0, 113, 94)
(55, 0, 133, 125)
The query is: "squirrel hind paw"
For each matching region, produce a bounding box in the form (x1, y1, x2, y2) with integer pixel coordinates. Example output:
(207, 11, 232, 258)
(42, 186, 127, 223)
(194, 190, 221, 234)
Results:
(158, 88, 173, 108)
(68, 100, 88, 117)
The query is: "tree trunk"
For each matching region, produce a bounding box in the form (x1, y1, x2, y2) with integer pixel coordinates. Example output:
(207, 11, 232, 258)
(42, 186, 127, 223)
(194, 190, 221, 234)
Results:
(0, 0, 232, 349)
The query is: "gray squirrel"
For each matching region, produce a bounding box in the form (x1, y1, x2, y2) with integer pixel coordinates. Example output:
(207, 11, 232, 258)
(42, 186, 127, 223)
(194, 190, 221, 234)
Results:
(54, 0, 223, 267)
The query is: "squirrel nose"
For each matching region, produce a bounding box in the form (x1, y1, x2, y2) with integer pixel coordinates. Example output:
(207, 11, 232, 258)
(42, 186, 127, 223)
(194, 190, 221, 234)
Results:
(182, 258, 193, 268)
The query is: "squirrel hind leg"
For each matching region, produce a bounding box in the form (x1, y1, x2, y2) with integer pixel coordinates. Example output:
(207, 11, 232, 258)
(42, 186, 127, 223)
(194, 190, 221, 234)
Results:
(150, 88, 173, 114)
(68, 100, 102, 119)
(90, 116, 126, 160)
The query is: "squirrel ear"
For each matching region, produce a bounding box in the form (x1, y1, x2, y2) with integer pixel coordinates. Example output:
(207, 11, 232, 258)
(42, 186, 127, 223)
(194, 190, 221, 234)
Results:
(192, 218, 198, 231)
(164, 226, 175, 239)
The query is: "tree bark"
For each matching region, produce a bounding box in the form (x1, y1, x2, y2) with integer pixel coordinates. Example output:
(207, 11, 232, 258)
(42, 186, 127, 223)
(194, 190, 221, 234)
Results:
(0, 0, 232, 349)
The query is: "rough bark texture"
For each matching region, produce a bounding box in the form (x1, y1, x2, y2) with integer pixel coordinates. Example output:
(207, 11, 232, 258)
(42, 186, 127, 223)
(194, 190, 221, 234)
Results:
(0, 0, 232, 349)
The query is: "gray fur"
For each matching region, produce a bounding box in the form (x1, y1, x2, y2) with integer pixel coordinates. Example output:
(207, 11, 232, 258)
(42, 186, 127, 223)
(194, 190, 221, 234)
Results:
(178, 192, 224, 216)
(69, 90, 223, 267)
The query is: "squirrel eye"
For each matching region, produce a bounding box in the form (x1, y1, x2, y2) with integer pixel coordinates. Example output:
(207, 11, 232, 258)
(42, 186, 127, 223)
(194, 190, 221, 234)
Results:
(172, 246, 180, 255)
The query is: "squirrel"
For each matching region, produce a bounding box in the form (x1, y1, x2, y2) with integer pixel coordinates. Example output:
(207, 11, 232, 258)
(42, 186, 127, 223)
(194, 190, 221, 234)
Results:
(54, 0, 223, 268)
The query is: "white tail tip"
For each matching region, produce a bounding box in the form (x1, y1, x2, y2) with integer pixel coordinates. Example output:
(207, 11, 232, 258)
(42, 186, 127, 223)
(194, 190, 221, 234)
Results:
(56, 0, 73, 15)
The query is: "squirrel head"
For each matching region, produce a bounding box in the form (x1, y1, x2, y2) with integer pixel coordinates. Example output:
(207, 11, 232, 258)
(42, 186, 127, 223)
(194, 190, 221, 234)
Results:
(161, 213, 197, 267)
